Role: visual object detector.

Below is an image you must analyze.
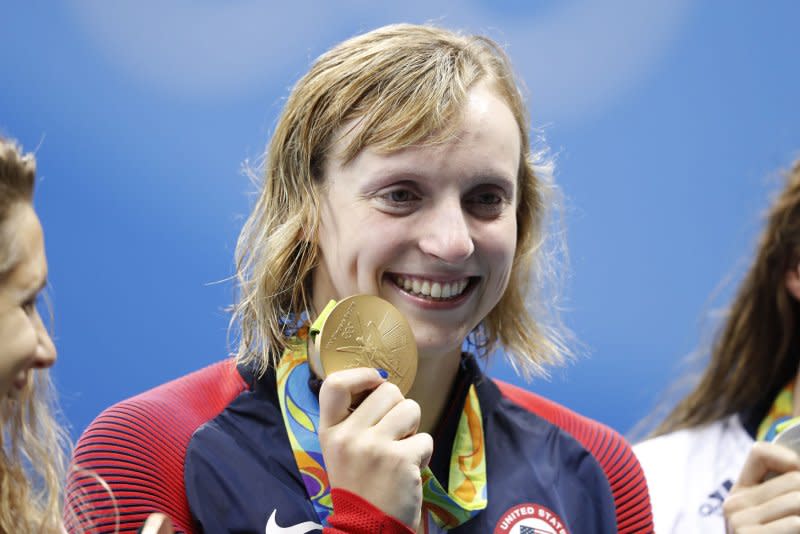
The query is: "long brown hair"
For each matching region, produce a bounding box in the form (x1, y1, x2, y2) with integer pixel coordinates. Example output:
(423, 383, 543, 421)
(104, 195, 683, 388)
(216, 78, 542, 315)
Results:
(654, 159, 800, 435)
(232, 23, 571, 379)
(0, 138, 67, 533)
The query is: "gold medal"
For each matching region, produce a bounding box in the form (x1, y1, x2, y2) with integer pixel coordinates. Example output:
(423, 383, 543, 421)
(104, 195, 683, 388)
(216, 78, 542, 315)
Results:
(308, 295, 418, 395)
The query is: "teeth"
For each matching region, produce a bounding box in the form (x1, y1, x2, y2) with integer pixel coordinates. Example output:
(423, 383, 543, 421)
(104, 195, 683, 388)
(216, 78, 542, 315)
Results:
(431, 282, 442, 298)
(421, 280, 430, 295)
(393, 276, 471, 300)
(442, 283, 452, 298)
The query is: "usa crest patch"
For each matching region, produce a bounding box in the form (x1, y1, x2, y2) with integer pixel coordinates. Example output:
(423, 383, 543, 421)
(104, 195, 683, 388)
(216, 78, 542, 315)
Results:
(493, 503, 569, 534)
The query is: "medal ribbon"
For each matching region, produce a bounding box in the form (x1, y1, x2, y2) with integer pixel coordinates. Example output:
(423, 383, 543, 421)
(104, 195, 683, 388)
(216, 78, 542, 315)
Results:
(276, 332, 487, 529)
(757, 378, 795, 441)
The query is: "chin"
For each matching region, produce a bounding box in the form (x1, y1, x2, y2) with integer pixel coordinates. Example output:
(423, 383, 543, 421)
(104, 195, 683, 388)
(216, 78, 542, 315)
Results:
(411, 325, 470, 359)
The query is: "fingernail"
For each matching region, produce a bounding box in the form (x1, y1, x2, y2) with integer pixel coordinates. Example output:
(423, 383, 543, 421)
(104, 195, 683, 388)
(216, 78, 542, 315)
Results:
(377, 368, 389, 379)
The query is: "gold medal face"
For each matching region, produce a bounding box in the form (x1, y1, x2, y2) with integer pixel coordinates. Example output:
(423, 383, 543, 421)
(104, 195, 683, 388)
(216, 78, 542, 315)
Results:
(314, 295, 417, 395)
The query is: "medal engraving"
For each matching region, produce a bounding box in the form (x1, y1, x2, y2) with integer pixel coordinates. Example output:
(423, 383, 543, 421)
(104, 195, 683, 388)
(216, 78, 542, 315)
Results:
(313, 295, 417, 395)
(324, 302, 356, 348)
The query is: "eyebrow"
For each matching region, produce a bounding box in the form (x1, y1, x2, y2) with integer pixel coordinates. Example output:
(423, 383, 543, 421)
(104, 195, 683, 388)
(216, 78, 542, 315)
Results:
(474, 172, 516, 188)
(465, 173, 517, 198)
(363, 168, 517, 190)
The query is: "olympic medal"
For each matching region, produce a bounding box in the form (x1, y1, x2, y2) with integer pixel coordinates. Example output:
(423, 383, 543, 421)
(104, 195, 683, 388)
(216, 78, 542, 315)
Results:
(760, 417, 800, 480)
(773, 417, 800, 456)
(308, 295, 417, 395)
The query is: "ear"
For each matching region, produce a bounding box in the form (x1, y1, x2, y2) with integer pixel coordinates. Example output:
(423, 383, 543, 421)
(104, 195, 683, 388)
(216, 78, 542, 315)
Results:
(786, 263, 800, 302)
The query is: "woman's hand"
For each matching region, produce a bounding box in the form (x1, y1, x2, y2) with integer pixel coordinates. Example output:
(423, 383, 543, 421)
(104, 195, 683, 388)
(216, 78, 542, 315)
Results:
(724, 442, 800, 532)
(318, 368, 433, 530)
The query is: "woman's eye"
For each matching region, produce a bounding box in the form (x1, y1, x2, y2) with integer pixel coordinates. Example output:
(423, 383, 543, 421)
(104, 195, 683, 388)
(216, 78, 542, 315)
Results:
(473, 192, 502, 205)
(466, 189, 509, 218)
(22, 298, 36, 315)
(21, 292, 43, 316)
(385, 189, 418, 203)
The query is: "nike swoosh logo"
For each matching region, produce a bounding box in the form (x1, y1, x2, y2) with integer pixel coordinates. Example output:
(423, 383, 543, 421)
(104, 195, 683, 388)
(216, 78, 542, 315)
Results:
(265, 509, 322, 534)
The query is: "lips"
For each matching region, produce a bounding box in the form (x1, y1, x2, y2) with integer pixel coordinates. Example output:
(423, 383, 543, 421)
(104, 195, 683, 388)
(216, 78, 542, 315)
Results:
(391, 274, 474, 300)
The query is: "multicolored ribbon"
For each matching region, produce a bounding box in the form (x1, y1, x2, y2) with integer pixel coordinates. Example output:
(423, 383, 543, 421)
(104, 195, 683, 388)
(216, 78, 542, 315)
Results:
(420, 385, 487, 528)
(757, 378, 795, 442)
(276, 334, 487, 529)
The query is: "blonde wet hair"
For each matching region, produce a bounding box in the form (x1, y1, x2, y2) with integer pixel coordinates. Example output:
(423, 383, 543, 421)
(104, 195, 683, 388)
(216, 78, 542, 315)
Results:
(0, 138, 67, 533)
(233, 23, 570, 379)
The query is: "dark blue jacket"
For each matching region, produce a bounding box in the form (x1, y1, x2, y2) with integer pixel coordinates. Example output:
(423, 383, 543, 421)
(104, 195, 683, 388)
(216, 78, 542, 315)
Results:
(65, 357, 652, 533)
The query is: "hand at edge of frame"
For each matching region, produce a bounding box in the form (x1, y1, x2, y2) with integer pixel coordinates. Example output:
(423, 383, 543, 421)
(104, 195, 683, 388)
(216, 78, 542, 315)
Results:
(724, 441, 800, 533)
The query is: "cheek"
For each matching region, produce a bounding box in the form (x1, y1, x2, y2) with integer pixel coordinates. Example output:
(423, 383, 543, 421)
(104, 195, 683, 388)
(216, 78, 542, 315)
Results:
(317, 196, 371, 263)
(0, 313, 37, 378)
(316, 207, 348, 280)
(358, 221, 411, 273)
(487, 216, 517, 260)
(484, 221, 518, 297)
(315, 206, 374, 298)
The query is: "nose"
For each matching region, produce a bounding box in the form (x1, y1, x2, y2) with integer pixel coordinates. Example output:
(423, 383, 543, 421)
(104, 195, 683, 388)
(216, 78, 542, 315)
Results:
(32, 312, 56, 369)
(418, 199, 475, 264)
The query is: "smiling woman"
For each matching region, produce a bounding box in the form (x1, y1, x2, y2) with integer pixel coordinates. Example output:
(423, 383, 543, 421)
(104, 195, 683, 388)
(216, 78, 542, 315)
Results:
(0, 138, 63, 532)
(634, 159, 800, 533)
(0, 139, 176, 534)
(66, 24, 653, 534)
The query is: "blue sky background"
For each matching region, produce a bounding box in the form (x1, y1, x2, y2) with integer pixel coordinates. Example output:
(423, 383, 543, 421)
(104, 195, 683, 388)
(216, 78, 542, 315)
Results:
(2, 1, 799, 439)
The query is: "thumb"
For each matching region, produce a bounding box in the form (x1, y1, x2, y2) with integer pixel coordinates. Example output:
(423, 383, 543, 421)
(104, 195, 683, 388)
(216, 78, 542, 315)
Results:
(319, 367, 386, 429)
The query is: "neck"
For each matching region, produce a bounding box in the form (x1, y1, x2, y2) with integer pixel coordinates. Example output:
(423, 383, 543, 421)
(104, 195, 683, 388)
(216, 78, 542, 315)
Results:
(406, 347, 463, 435)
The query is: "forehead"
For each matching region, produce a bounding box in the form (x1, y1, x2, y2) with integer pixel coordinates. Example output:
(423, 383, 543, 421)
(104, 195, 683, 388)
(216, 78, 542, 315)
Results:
(1, 204, 47, 294)
(327, 82, 521, 178)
